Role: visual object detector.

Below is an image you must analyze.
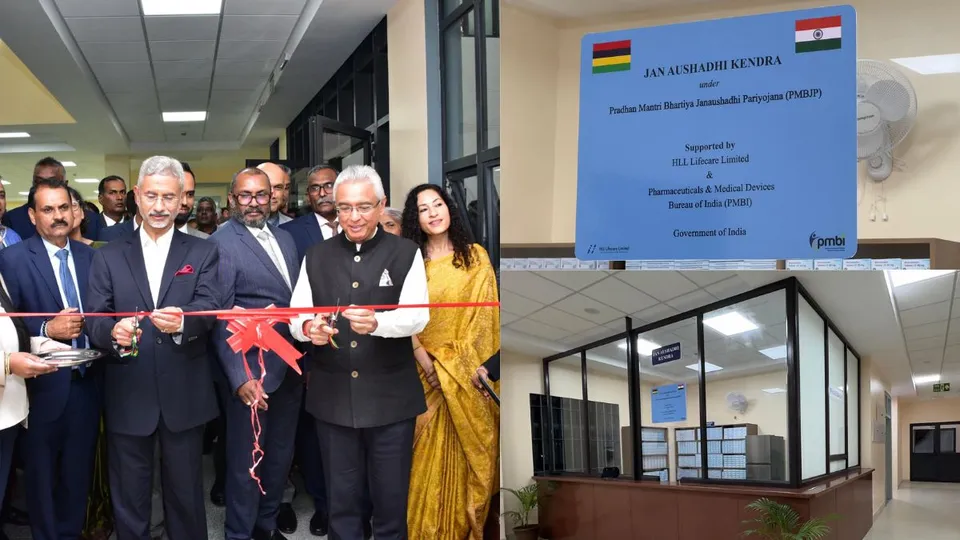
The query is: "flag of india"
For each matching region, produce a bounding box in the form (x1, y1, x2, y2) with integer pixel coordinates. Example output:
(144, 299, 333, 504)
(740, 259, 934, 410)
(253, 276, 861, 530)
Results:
(795, 15, 842, 53)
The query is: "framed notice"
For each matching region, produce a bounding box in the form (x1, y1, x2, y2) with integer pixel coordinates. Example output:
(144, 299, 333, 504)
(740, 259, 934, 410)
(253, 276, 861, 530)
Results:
(576, 6, 857, 260)
(651, 383, 688, 423)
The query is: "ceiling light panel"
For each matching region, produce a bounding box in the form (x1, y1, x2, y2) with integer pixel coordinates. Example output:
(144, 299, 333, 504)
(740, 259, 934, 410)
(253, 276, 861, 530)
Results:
(141, 0, 223, 16)
(891, 54, 960, 75)
(703, 311, 758, 336)
(162, 111, 207, 122)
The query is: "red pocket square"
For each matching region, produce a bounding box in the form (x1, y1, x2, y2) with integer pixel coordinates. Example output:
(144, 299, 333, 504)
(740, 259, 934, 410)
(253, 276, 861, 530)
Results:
(174, 265, 194, 276)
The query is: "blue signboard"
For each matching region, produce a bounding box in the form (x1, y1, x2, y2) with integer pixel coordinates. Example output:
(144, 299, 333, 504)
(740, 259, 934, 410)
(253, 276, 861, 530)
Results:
(576, 6, 857, 260)
(652, 342, 682, 365)
(651, 383, 688, 423)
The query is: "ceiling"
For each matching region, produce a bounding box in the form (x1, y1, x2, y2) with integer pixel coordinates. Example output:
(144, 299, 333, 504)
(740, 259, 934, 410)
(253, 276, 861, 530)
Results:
(0, 0, 396, 192)
(501, 270, 942, 397)
(505, 0, 801, 20)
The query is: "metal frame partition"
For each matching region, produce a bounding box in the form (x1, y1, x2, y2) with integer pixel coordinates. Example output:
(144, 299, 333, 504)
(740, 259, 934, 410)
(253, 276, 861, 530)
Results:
(537, 277, 862, 489)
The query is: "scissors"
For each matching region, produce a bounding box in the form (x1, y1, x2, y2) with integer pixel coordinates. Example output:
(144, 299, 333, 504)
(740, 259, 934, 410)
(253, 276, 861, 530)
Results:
(328, 299, 341, 349)
(127, 306, 140, 357)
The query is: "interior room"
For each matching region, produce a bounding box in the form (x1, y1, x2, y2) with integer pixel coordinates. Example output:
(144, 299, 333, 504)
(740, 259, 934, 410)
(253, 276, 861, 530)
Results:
(501, 0, 960, 266)
(501, 269, 960, 539)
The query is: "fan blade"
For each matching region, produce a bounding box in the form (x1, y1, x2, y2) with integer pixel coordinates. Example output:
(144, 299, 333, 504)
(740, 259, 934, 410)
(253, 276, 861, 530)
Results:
(865, 79, 910, 122)
(858, 129, 885, 159)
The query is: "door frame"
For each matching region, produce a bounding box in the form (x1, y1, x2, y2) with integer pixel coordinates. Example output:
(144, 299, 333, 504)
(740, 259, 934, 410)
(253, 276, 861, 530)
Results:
(909, 420, 960, 483)
(884, 392, 892, 501)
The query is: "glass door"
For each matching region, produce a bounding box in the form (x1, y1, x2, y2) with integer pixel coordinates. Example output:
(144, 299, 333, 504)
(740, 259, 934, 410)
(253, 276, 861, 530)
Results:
(910, 422, 960, 483)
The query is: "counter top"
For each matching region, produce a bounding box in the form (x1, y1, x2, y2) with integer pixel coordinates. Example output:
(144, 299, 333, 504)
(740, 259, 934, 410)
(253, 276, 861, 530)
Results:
(535, 468, 873, 499)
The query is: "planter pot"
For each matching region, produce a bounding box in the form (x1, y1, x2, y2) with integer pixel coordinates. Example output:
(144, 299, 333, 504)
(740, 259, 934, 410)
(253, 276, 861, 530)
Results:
(514, 524, 540, 540)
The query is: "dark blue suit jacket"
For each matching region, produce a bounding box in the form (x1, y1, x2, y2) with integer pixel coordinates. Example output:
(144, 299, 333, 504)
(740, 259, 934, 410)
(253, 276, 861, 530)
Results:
(280, 213, 327, 263)
(2, 205, 102, 241)
(0, 235, 97, 422)
(86, 229, 221, 436)
(97, 220, 135, 242)
(210, 219, 300, 394)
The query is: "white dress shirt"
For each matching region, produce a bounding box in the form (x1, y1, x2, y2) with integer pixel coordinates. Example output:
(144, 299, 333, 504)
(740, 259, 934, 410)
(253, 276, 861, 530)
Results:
(41, 239, 83, 313)
(140, 226, 174, 306)
(315, 215, 340, 240)
(245, 224, 291, 288)
(289, 229, 430, 341)
(103, 214, 125, 227)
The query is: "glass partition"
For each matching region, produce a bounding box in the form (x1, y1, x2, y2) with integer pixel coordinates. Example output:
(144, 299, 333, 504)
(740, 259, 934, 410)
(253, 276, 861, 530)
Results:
(536, 277, 862, 488)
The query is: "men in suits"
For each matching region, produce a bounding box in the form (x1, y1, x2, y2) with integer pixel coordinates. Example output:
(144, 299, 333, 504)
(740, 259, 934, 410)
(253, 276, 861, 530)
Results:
(0, 184, 22, 250)
(257, 163, 293, 227)
(289, 165, 430, 540)
(281, 164, 340, 261)
(97, 175, 128, 228)
(0, 177, 101, 540)
(2, 157, 103, 240)
(211, 168, 302, 540)
(86, 156, 220, 540)
(175, 163, 209, 240)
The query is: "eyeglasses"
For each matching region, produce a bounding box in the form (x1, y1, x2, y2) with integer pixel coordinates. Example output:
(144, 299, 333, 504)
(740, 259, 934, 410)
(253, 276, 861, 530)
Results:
(307, 182, 335, 194)
(140, 193, 179, 206)
(336, 200, 380, 216)
(234, 192, 270, 205)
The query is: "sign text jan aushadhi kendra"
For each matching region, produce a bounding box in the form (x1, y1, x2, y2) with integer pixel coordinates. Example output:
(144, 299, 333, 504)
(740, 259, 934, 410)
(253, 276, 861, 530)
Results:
(642, 55, 782, 79)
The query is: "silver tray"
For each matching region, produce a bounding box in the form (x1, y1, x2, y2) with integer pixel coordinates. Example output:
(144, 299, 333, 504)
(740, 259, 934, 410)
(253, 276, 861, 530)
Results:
(36, 349, 106, 367)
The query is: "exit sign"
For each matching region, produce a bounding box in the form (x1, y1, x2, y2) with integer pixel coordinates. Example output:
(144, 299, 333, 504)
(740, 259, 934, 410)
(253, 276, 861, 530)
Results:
(934, 383, 951, 392)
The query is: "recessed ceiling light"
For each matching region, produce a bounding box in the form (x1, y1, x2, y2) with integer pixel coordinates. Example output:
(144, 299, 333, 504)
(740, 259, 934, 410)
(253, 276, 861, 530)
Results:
(618, 338, 660, 356)
(891, 53, 960, 75)
(762, 388, 787, 394)
(0, 180, 9, 185)
(141, 0, 222, 16)
(61, 161, 77, 167)
(703, 311, 758, 336)
(73, 178, 99, 183)
(914, 374, 941, 384)
(888, 270, 954, 288)
(17, 192, 28, 196)
(162, 111, 207, 122)
(686, 361, 723, 373)
(0, 132, 30, 138)
(759, 345, 787, 360)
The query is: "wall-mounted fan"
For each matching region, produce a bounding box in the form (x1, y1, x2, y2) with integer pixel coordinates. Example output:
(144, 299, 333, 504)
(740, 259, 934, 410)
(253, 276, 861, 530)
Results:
(726, 392, 748, 414)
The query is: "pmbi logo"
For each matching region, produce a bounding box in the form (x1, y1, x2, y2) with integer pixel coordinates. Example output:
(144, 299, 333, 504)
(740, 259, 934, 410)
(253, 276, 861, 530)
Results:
(586, 244, 597, 254)
(809, 232, 846, 252)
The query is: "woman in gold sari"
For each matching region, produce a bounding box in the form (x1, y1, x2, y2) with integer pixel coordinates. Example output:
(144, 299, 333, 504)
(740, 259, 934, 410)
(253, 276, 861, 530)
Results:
(401, 184, 500, 539)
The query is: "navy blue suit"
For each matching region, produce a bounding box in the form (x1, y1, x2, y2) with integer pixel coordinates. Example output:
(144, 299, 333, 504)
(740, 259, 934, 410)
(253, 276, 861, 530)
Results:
(0, 235, 101, 540)
(211, 219, 303, 538)
(281, 213, 330, 262)
(2, 205, 102, 241)
(86, 229, 220, 540)
(97, 219, 135, 242)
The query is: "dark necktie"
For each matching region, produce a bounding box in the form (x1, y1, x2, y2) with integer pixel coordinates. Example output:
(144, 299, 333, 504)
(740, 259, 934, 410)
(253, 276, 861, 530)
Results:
(0, 284, 28, 354)
(56, 249, 87, 373)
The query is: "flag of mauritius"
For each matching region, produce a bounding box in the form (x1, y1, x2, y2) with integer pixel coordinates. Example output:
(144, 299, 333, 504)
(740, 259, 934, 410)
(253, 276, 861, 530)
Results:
(592, 39, 631, 74)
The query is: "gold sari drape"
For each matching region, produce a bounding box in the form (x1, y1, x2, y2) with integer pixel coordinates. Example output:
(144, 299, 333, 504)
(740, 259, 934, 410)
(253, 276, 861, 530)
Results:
(408, 244, 500, 540)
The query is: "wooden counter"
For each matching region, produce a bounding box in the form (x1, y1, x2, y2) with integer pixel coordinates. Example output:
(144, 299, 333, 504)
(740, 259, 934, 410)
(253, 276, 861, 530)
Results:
(535, 469, 874, 540)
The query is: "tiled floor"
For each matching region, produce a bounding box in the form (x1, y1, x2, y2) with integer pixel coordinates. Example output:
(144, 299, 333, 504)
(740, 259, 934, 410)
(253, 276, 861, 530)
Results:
(2, 454, 326, 540)
(864, 482, 960, 540)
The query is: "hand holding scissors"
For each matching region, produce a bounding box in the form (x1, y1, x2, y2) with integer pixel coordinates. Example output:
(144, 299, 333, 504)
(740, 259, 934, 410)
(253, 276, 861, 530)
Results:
(306, 300, 340, 347)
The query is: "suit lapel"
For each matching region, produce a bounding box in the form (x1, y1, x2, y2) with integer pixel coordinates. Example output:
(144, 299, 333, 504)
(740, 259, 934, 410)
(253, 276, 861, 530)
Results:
(237, 223, 288, 290)
(157, 231, 189, 307)
(276, 227, 299, 288)
(123, 234, 155, 311)
(28, 236, 64, 310)
(70, 240, 90, 303)
(306, 215, 324, 245)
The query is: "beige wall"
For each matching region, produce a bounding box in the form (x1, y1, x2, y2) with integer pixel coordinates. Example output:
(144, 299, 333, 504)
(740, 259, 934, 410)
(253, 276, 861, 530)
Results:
(897, 395, 960, 482)
(502, 0, 960, 244)
(858, 356, 897, 517)
(387, 0, 430, 205)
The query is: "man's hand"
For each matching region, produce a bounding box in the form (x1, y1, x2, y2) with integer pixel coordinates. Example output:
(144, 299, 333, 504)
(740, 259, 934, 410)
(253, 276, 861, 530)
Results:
(149, 307, 183, 334)
(8, 352, 57, 379)
(111, 317, 142, 347)
(304, 316, 337, 346)
(237, 379, 269, 411)
(341, 307, 378, 335)
(471, 366, 492, 399)
(45, 308, 84, 341)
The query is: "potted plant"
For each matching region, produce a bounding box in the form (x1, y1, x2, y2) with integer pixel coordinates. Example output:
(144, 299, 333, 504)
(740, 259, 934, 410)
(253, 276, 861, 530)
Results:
(503, 483, 540, 540)
(742, 497, 836, 539)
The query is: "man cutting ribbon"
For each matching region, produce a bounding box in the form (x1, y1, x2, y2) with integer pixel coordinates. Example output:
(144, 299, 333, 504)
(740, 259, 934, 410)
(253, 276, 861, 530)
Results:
(211, 167, 303, 540)
(289, 164, 430, 540)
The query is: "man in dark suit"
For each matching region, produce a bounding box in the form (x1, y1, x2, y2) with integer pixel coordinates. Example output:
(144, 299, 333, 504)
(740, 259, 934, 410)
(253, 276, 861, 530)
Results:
(96, 175, 128, 229)
(86, 156, 221, 540)
(211, 168, 302, 540)
(2, 157, 103, 240)
(289, 165, 430, 540)
(281, 164, 340, 261)
(0, 177, 101, 540)
(98, 191, 139, 242)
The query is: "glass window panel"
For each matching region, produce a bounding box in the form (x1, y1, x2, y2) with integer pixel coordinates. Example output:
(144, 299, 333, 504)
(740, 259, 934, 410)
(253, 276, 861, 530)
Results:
(442, 9, 478, 160)
(829, 459, 846, 473)
(941, 425, 960, 454)
(483, 0, 499, 149)
(912, 426, 935, 454)
(828, 330, 846, 456)
(586, 340, 629, 477)
(442, 0, 464, 16)
(703, 290, 789, 483)
(846, 350, 860, 466)
(637, 317, 700, 483)
(445, 173, 480, 243)
(799, 295, 827, 480)
(546, 355, 585, 473)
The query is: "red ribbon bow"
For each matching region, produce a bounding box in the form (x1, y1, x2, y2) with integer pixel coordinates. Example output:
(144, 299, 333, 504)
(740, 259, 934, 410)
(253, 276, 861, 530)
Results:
(174, 265, 194, 276)
(221, 306, 303, 494)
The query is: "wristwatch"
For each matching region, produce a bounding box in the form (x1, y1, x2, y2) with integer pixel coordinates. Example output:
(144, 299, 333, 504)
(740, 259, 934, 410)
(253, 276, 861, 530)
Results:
(40, 320, 49, 339)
